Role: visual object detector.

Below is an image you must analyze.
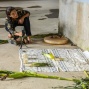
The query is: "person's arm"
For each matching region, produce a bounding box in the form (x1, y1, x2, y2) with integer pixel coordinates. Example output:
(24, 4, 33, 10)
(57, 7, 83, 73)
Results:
(18, 10, 30, 24)
(5, 19, 15, 37)
(5, 19, 23, 38)
(21, 10, 30, 19)
(21, 12, 30, 19)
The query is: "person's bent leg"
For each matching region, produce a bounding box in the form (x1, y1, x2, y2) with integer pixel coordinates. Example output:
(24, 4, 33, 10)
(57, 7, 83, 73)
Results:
(23, 17, 31, 42)
(8, 34, 12, 38)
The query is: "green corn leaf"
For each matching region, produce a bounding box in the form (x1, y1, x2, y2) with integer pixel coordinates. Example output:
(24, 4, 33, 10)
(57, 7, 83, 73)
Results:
(42, 53, 55, 59)
(0, 40, 8, 44)
(0, 70, 89, 89)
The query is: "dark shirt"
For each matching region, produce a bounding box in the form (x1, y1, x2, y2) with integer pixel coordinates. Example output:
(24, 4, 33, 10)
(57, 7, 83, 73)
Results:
(5, 9, 30, 35)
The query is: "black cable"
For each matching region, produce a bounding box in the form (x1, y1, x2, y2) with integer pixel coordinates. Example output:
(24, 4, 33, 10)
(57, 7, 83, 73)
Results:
(20, 36, 23, 49)
(19, 36, 29, 49)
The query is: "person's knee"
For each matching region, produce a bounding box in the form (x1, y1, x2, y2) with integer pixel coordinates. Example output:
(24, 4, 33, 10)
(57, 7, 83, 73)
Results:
(8, 34, 12, 38)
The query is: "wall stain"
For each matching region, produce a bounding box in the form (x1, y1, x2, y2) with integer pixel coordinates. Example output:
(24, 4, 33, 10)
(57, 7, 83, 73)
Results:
(0, 7, 23, 10)
(45, 9, 59, 18)
(0, 10, 5, 11)
(58, 22, 65, 37)
(0, 25, 5, 28)
(0, 7, 7, 9)
(38, 18, 46, 20)
(27, 6, 42, 8)
(15, 7, 23, 10)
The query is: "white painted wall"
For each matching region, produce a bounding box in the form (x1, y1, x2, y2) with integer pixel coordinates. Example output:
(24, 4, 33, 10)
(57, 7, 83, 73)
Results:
(59, 0, 89, 50)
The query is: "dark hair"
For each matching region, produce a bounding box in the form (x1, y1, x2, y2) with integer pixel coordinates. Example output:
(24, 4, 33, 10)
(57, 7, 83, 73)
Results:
(6, 6, 15, 17)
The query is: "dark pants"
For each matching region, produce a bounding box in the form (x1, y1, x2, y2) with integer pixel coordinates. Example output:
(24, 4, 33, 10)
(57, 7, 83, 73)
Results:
(14, 17, 31, 36)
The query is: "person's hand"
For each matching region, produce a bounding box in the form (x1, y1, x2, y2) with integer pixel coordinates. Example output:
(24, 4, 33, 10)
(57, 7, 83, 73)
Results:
(18, 18, 24, 24)
(27, 36, 32, 43)
(18, 32, 22, 36)
(15, 32, 22, 37)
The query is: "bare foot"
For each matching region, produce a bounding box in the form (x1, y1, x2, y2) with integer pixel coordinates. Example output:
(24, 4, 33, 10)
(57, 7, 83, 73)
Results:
(27, 36, 32, 43)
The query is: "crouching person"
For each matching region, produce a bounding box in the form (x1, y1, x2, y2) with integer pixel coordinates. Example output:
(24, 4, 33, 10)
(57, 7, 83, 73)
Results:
(5, 6, 32, 45)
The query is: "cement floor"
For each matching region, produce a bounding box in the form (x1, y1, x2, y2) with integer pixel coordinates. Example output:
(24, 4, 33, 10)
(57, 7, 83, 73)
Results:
(0, 0, 86, 89)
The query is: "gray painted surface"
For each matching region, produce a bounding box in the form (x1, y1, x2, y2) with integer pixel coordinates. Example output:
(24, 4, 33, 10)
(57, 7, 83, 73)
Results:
(75, 0, 89, 3)
(59, 0, 89, 50)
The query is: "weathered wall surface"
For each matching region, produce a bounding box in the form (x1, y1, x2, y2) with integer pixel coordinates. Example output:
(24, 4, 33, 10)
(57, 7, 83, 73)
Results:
(59, 0, 89, 50)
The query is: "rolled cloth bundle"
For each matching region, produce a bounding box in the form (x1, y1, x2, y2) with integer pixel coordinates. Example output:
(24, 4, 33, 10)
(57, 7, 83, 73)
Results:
(44, 35, 68, 45)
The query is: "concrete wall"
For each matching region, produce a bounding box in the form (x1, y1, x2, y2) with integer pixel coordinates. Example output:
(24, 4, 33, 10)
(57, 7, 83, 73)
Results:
(59, 0, 89, 50)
